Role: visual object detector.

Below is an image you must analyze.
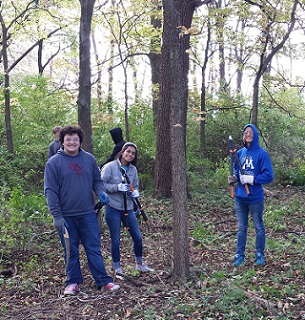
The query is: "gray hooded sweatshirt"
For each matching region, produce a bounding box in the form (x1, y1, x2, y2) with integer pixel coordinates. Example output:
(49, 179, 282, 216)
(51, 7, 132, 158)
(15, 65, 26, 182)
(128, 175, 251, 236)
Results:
(100, 159, 139, 211)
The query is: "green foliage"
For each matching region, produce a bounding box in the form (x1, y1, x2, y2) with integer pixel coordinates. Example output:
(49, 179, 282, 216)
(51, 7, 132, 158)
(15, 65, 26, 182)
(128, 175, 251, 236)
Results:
(0, 146, 25, 189)
(4, 75, 76, 191)
(187, 92, 251, 169)
(274, 162, 305, 186)
(0, 186, 49, 260)
(258, 87, 305, 185)
(92, 99, 155, 179)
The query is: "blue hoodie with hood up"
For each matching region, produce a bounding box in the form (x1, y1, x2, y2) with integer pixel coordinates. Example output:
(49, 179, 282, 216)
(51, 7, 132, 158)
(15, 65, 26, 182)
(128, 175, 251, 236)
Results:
(234, 124, 274, 203)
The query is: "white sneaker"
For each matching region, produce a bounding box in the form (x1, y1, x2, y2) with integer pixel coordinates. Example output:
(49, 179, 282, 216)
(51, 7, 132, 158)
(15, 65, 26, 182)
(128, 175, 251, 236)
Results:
(105, 282, 120, 291)
(115, 267, 124, 276)
(64, 283, 79, 295)
(136, 263, 154, 272)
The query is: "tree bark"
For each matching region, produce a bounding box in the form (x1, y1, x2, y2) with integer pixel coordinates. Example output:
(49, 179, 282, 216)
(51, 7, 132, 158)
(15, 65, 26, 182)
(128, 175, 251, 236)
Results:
(0, 15, 14, 153)
(200, 17, 212, 162)
(157, 0, 200, 278)
(77, 0, 95, 153)
(148, 5, 162, 124)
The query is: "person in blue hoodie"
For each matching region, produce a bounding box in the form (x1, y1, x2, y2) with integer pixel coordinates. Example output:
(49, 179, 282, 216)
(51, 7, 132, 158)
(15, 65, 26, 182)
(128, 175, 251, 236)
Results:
(44, 125, 119, 295)
(228, 124, 274, 267)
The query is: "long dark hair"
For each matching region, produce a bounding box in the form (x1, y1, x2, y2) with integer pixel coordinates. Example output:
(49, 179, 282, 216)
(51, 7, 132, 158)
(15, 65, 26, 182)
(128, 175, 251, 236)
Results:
(117, 142, 138, 166)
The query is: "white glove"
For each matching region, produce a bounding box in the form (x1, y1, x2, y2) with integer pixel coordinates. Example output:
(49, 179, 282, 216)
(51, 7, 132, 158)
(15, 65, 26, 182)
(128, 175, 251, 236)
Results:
(117, 183, 129, 192)
(240, 175, 254, 185)
(129, 189, 140, 198)
(228, 176, 237, 184)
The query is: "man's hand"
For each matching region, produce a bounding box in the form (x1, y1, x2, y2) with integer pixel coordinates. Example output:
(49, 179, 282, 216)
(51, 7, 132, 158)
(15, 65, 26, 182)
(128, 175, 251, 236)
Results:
(240, 175, 254, 185)
(117, 183, 129, 192)
(99, 192, 110, 205)
(228, 175, 237, 184)
(53, 216, 67, 234)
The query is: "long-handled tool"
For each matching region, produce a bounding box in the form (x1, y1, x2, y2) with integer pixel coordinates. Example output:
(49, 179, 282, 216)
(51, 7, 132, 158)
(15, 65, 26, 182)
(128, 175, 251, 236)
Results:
(120, 168, 149, 225)
(228, 135, 236, 198)
(94, 201, 105, 233)
(228, 135, 250, 196)
(121, 174, 130, 230)
(63, 227, 70, 267)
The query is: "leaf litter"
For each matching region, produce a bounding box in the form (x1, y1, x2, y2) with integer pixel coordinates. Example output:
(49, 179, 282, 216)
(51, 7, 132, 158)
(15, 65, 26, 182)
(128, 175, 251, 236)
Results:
(0, 186, 305, 319)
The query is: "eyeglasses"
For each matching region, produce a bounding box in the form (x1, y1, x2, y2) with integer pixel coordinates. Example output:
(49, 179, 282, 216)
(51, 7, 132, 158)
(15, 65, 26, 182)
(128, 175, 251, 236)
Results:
(64, 137, 80, 142)
(244, 131, 253, 135)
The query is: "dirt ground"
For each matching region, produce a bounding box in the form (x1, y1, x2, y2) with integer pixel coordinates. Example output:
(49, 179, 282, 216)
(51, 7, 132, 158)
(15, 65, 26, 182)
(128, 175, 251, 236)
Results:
(1, 186, 305, 319)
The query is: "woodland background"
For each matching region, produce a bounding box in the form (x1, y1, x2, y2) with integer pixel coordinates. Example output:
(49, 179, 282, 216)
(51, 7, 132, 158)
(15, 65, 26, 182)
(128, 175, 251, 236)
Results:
(1, 0, 305, 319)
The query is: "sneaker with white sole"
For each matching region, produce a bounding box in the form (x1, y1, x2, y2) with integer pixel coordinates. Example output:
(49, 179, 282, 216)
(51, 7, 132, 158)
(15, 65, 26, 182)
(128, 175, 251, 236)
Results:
(105, 282, 120, 291)
(115, 267, 124, 276)
(232, 254, 244, 267)
(64, 283, 79, 295)
(136, 263, 154, 272)
(255, 253, 265, 265)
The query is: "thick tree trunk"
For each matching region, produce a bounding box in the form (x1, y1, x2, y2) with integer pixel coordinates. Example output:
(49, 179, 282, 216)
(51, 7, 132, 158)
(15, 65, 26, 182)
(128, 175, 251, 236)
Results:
(77, 0, 95, 153)
(157, 0, 200, 278)
(154, 19, 172, 198)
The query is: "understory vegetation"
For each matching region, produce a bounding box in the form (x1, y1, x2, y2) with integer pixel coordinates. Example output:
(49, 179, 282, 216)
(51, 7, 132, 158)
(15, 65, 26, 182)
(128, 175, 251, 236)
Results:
(1, 184, 305, 319)
(1, 77, 305, 318)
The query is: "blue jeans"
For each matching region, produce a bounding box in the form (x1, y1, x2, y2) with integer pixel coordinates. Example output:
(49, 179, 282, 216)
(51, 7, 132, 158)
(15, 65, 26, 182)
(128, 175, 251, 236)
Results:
(105, 205, 143, 268)
(235, 200, 265, 256)
(58, 212, 113, 287)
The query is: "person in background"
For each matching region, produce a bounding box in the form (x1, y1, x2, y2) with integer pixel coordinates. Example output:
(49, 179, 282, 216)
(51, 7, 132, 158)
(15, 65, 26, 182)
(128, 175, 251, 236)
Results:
(48, 126, 62, 158)
(100, 142, 153, 276)
(100, 127, 126, 169)
(228, 124, 273, 267)
(44, 125, 119, 295)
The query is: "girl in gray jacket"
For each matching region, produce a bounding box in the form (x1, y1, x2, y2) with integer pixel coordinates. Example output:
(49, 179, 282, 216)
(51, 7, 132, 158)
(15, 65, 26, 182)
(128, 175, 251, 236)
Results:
(100, 142, 154, 276)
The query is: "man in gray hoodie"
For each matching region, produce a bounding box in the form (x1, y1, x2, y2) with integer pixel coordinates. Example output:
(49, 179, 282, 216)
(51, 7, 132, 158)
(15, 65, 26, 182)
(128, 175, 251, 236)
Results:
(44, 125, 119, 295)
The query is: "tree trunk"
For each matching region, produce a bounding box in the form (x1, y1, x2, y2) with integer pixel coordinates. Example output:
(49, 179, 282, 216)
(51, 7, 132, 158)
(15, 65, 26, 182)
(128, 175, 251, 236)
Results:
(107, 40, 115, 112)
(91, 32, 102, 109)
(235, 20, 246, 93)
(0, 13, 13, 153)
(154, 20, 172, 198)
(148, 6, 162, 124)
(158, 0, 202, 279)
(217, 23, 227, 91)
(77, 0, 95, 153)
(200, 18, 212, 162)
(248, 0, 298, 125)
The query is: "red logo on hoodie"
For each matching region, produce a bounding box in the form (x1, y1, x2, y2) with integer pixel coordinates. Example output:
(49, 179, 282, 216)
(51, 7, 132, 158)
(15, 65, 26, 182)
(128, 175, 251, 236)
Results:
(69, 162, 83, 176)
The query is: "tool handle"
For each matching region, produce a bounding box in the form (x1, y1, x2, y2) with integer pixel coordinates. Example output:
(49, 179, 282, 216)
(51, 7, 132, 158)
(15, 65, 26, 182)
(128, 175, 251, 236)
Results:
(129, 183, 135, 192)
(135, 198, 148, 222)
(121, 168, 149, 224)
(244, 183, 250, 195)
(130, 183, 149, 223)
(230, 185, 235, 198)
(122, 192, 129, 230)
